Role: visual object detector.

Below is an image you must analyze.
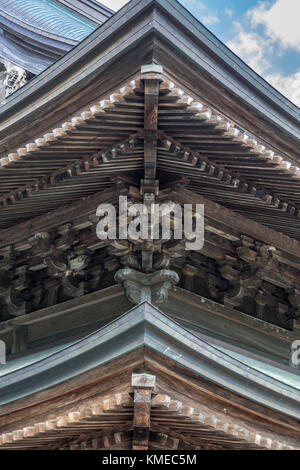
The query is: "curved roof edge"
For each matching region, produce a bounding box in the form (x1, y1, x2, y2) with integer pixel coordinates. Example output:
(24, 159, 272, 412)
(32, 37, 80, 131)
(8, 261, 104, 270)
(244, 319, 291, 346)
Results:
(0, 0, 114, 73)
(0, 302, 299, 419)
(0, 0, 298, 160)
(56, 0, 114, 24)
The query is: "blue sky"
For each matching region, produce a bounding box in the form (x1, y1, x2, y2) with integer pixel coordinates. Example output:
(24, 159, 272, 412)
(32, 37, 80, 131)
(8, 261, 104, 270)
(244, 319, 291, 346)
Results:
(100, 0, 300, 107)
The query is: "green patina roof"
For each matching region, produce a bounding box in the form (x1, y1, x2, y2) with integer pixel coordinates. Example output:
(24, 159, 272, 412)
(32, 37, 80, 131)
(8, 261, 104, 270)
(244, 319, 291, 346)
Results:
(0, 339, 76, 378)
(212, 343, 300, 391)
(2, 337, 298, 391)
(0, 0, 96, 41)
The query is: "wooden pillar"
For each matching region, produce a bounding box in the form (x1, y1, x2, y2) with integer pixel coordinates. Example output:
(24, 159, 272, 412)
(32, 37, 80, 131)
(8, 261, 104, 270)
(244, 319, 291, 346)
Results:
(141, 64, 163, 188)
(140, 65, 163, 271)
(132, 373, 156, 450)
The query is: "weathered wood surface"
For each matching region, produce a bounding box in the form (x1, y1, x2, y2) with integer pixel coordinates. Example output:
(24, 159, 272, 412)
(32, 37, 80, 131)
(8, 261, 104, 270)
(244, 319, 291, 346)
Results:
(169, 185, 300, 257)
(147, 347, 300, 435)
(142, 65, 163, 181)
(0, 304, 299, 439)
(0, 0, 298, 163)
(0, 371, 298, 450)
(0, 1, 298, 452)
(0, 179, 300, 330)
(0, 72, 299, 242)
(0, 184, 124, 246)
(132, 374, 156, 450)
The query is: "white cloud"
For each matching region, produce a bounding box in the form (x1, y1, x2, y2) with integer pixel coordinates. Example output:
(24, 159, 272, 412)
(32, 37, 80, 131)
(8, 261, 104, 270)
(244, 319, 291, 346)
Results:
(226, 24, 273, 75)
(101, 0, 299, 108)
(226, 1, 300, 106)
(248, 0, 300, 51)
(267, 69, 300, 106)
(203, 14, 219, 26)
(99, 0, 129, 11)
(179, 0, 219, 25)
(224, 8, 234, 18)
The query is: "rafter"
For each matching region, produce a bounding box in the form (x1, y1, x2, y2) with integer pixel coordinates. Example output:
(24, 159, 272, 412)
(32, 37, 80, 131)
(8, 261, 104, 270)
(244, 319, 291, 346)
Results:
(0, 79, 143, 209)
(0, 375, 297, 450)
(168, 184, 300, 258)
(0, 185, 123, 248)
(158, 79, 300, 218)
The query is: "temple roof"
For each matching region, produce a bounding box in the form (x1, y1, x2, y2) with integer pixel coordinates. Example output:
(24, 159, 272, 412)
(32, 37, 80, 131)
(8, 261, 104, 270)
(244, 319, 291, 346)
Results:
(0, 1, 299, 451)
(0, 303, 299, 450)
(0, 0, 298, 336)
(0, 0, 96, 41)
(55, 0, 114, 24)
(1, 301, 299, 404)
(0, 0, 113, 73)
(0, 0, 298, 151)
(0, 73, 299, 240)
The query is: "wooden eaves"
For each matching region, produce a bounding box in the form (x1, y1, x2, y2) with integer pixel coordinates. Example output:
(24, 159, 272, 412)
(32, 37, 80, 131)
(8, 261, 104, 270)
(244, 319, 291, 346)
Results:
(0, 0, 298, 160)
(0, 303, 299, 450)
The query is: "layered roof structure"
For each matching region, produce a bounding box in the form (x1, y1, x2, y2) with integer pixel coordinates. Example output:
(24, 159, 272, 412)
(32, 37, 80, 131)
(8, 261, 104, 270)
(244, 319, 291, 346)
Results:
(0, 0, 299, 451)
(0, 302, 299, 450)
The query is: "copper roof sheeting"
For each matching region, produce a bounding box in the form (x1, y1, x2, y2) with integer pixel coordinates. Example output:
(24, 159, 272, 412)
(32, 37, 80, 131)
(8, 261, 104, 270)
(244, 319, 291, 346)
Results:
(0, 0, 96, 41)
(0, 0, 113, 73)
(0, 303, 298, 450)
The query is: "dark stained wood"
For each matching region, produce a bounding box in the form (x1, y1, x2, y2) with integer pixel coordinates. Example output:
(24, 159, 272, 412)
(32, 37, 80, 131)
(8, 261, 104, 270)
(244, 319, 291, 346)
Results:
(0, 0, 299, 453)
(170, 185, 300, 258)
(0, 186, 122, 247)
(0, 365, 297, 450)
(132, 374, 156, 450)
(145, 348, 300, 437)
(142, 66, 163, 181)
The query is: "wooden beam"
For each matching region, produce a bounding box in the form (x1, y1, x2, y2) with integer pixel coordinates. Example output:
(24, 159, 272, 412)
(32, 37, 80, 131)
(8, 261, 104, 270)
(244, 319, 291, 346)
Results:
(132, 373, 156, 450)
(170, 185, 300, 258)
(148, 431, 200, 450)
(141, 65, 163, 183)
(0, 185, 124, 248)
(150, 423, 216, 450)
(157, 130, 300, 217)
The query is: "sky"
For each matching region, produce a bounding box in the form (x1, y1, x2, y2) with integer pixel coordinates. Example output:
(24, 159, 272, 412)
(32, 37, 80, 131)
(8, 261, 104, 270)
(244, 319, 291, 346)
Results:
(99, 0, 300, 108)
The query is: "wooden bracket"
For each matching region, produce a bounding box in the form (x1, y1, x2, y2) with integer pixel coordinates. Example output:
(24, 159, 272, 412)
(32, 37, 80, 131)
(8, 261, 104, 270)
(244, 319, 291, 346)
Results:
(132, 373, 156, 450)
